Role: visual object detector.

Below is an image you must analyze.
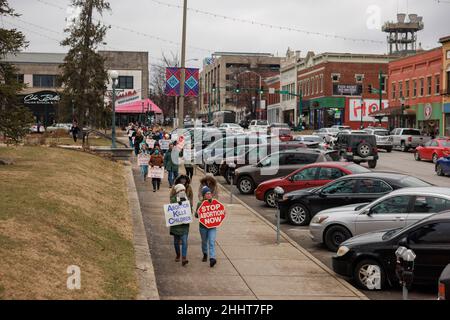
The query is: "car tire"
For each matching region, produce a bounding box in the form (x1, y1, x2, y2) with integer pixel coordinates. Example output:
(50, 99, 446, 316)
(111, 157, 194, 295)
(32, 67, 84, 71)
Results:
(264, 190, 277, 208)
(208, 163, 219, 176)
(224, 168, 232, 185)
(354, 259, 386, 291)
(436, 164, 444, 176)
(237, 176, 255, 195)
(324, 225, 352, 252)
(401, 142, 408, 152)
(386, 147, 392, 153)
(287, 203, 310, 226)
(368, 160, 377, 169)
(414, 152, 421, 161)
(432, 153, 439, 164)
(356, 142, 371, 158)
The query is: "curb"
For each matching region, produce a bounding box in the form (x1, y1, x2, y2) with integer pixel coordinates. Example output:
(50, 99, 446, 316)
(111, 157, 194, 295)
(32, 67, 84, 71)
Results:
(124, 162, 160, 300)
(209, 169, 368, 300)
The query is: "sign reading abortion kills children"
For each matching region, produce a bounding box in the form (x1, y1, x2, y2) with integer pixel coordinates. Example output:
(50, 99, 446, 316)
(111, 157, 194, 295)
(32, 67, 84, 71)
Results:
(164, 201, 193, 227)
(197, 199, 226, 229)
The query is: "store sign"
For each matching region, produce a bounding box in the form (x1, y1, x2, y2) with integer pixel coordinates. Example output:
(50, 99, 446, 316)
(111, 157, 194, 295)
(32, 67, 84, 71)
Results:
(116, 90, 140, 105)
(349, 99, 389, 122)
(424, 103, 433, 120)
(333, 84, 362, 96)
(23, 91, 60, 105)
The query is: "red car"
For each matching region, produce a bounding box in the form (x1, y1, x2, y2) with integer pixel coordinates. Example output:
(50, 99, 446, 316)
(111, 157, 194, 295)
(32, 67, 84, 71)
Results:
(415, 138, 450, 164)
(255, 162, 370, 207)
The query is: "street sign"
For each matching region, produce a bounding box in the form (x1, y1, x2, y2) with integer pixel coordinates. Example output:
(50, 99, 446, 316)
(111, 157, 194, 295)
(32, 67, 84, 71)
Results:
(278, 90, 289, 94)
(197, 199, 226, 228)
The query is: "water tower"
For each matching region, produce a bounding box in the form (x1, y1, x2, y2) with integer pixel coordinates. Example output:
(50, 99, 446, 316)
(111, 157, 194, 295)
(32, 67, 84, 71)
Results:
(382, 13, 424, 55)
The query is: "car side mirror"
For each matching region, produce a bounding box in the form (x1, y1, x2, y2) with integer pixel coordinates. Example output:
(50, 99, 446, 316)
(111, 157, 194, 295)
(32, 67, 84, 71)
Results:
(366, 209, 373, 217)
(398, 237, 408, 248)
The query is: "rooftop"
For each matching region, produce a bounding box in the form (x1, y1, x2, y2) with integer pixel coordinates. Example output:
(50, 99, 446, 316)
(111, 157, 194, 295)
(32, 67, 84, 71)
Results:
(3, 52, 66, 64)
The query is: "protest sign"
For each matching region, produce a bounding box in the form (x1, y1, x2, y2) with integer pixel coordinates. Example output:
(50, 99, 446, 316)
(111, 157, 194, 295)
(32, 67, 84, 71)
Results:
(197, 199, 226, 228)
(164, 201, 193, 227)
(160, 139, 170, 150)
(146, 138, 155, 149)
(137, 153, 150, 166)
(148, 166, 164, 179)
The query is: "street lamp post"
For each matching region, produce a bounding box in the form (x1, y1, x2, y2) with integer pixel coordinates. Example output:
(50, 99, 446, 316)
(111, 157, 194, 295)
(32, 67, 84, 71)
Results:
(360, 97, 364, 129)
(109, 70, 119, 149)
(400, 96, 405, 127)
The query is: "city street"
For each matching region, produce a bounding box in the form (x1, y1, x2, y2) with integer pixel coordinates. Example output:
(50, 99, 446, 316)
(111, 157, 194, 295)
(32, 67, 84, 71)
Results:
(217, 149, 450, 300)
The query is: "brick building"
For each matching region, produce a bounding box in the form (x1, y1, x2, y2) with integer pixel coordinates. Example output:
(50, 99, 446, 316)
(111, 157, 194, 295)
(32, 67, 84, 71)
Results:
(296, 52, 393, 130)
(379, 47, 443, 134)
(199, 52, 281, 121)
(4, 51, 149, 126)
(440, 36, 450, 136)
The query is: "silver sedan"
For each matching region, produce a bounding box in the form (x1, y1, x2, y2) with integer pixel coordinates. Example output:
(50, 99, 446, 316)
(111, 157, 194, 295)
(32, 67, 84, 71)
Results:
(309, 187, 450, 251)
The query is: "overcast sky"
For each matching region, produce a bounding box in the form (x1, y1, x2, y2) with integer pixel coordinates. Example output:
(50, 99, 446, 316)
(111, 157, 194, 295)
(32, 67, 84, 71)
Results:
(3, 0, 450, 69)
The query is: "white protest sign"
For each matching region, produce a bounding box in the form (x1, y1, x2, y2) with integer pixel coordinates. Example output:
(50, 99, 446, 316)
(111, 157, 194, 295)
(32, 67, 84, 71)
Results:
(160, 139, 171, 150)
(146, 138, 155, 149)
(148, 166, 164, 179)
(137, 153, 150, 166)
(164, 201, 193, 227)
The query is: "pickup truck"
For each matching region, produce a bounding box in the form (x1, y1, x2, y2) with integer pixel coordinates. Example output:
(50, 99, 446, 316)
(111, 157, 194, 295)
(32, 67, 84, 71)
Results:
(390, 128, 431, 152)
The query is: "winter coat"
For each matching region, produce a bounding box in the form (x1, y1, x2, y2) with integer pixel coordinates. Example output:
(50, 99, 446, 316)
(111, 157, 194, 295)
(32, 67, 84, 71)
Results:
(169, 195, 190, 236)
(195, 199, 216, 230)
(169, 175, 194, 205)
(134, 135, 144, 149)
(164, 149, 180, 172)
(197, 175, 219, 200)
(149, 154, 164, 167)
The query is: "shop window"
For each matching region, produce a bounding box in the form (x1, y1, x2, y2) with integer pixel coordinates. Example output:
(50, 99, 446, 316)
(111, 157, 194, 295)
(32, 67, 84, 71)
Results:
(405, 80, 410, 98)
(427, 76, 432, 96)
(331, 73, 340, 82)
(117, 76, 133, 89)
(435, 74, 440, 95)
(33, 74, 58, 88)
(447, 71, 450, 94)
(413, 79, 417, 97)
(398, 81, 403, 98)
(15, 74, 24, 84)
(355, 74, 364, 83)
(392, 82, 396, 99)
(419, 78, 424, 97)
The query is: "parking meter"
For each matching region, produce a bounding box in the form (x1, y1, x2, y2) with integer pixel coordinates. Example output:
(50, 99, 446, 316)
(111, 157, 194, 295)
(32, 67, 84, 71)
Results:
(395, 246, 416, 300)
(274, 187, 285, 245)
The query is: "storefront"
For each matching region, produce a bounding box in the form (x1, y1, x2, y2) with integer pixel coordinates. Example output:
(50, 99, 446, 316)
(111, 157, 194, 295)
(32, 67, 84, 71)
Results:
(416, 103, 442, 136)
(308, 97, 345, 129)
(20, 90, 61, 126)
(443, 103, 450, 136)
(346, 98, 389, 129)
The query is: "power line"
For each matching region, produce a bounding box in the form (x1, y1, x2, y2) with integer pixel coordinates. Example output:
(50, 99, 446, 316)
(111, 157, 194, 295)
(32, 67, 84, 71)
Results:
(149, 0, 385, 44)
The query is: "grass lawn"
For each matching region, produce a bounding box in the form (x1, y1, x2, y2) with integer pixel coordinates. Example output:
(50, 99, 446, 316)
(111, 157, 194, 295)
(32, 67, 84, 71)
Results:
(0, 146, 138, 299)
(48, 136, 115, 147)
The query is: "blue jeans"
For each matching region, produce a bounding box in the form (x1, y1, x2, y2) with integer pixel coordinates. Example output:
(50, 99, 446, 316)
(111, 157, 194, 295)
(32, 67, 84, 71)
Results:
(174, 234, 188, 257)
(168, 170, 178, 187)
(140, 165, 148, 178)
(199, 227, 217, 259)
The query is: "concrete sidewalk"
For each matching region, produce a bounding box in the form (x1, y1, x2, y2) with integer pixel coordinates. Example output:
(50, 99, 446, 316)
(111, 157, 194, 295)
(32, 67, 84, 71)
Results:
(132, 163, 366, 300)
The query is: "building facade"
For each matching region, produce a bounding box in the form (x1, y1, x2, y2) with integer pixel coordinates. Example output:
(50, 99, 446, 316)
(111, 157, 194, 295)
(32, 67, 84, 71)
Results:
(297, 52, 392, 129)
(386, 47, 443, 134)
(4, 51, 149, 126)
(265, 75, 281, 123)
(279, 50, 302, 125)
(440, 36, 450, 136)
(199, 52, 281, 121)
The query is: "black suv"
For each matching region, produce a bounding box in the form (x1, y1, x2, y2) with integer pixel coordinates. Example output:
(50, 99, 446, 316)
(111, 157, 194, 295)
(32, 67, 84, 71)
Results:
(334, 133, 378, 168)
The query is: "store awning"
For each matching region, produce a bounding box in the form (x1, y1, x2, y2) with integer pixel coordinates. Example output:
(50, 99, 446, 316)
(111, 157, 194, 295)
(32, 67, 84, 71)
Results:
(370, 105, 416, 117)
(115, 98, 163, 114)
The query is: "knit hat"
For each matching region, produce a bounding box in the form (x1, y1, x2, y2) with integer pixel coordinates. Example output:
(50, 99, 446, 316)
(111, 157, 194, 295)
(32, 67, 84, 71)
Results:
(201, 186, 211, 196)
(174, 184, 186, 193)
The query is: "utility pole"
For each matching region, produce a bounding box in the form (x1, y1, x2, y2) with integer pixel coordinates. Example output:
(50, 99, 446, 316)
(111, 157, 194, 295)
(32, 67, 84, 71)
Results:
(178, 0, 188, 129)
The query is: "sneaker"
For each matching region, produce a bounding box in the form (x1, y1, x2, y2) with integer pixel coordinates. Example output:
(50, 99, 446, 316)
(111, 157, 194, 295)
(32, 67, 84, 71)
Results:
(209, 258, 217, 268)
(182, 258, 189, 267)
(202, 253, 207, 262)
(153, 189, 156, 192)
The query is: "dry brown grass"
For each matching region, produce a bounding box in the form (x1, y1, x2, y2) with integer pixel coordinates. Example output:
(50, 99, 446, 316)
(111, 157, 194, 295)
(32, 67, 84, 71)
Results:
(0, 146, 138, 299)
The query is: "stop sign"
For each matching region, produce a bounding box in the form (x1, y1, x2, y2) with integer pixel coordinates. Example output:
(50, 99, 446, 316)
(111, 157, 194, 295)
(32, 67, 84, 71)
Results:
(197, 199, 226, 228)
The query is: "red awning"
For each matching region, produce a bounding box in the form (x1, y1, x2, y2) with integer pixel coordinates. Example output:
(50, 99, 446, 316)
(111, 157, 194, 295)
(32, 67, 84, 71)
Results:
(115, 98, 163, 114)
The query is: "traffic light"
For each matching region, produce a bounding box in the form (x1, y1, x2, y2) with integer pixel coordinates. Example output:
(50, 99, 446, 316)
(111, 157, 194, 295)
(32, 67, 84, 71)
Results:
(212, 83, 216, 93)
(259, 86, 264, 94)
(235, 84, 240, 93)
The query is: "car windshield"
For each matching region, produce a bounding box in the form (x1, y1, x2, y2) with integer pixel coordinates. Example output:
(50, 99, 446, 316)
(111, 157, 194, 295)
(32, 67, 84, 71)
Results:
(346, 164, 371, 173)
(440, 140, 450, 147)
(374, 130, 389, 136)
(400, 176, 432, 187)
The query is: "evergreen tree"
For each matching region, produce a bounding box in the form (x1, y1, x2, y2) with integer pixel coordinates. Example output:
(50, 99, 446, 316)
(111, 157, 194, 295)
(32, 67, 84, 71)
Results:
(0, 0, 34, 144)
(59, 0, 110, 128)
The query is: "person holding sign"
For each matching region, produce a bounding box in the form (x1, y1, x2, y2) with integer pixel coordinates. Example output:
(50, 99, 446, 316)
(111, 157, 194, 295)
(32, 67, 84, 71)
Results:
(138, 144, 151, 181)
(163, 142, 179, 189)
(170, 184, 190, 266)
(195, 187, 218, 268)
(149, 147, 164, 192)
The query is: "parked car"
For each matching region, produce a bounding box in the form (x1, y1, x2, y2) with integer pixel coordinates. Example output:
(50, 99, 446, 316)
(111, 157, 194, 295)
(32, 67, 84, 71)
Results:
(294, 135, 330, 149)
(46, 123, 72, 133)
(277, 172, 432, 226)
(218, 123, 245, 134)
(219, 142, 308, 184)
(249, 120, 269, 132)
(233, 149, 337, 195)
(391, 128, 431, 152)
(313, 127, 340, 142)
(436, 155, 450, 176)
(439, 264, 450, 300)
(29, 124, 46, 133)
(255, 162, 370, 208)
(332, 210, 450, 290)
(329, 130, 368, 147)
(415, 138, 450, 164)
(334, 132, 378, 168)
(310, 187, 450, 251)
(268, 123, 292, 142)
(331, 125, 352, 131)
(203, 144, 255, 175)
(364, 128, 393, 152)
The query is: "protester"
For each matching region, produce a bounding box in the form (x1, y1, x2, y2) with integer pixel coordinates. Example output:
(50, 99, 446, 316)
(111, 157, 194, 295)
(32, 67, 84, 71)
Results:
(149, 146, 164, 192)
(139, 144, 150, 182)
(170, 174, 194, 205)
(134, 130, 144, 156)
(180, 148, 194, 180)
(163, 142, 179, 188)
(127, 124, 136, 148)
(195, 186, 217, 267)
(170, 184, 190, 266)
(198, 174, 219, 199)
(70, 122, 80, 143)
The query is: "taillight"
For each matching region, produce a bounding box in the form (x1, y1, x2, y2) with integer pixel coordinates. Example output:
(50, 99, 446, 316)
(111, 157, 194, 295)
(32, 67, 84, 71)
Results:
(439, 282, 445, 300)
(408, 137, 412, 142)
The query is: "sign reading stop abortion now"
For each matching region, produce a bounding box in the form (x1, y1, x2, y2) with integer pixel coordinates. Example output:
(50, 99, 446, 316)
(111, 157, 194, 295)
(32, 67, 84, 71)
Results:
(197, 199, 226, 228)
(164, 201, 193, 227)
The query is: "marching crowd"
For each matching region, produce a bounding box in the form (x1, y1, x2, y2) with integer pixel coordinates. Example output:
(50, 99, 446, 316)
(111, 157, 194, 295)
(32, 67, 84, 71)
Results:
(127, 122, 222, 269)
